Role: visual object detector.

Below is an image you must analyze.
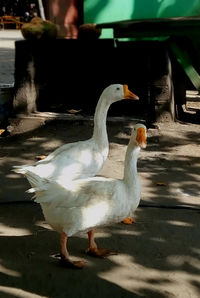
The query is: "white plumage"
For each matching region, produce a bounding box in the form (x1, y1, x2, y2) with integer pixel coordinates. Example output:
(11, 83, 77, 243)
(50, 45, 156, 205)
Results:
(26, 123, 147, 269)
(13, 84, 138, 184)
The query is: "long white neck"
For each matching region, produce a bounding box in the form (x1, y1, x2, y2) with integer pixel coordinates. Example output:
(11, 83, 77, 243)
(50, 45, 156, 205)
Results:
(123, 142, 140, 187)
(92, 94, 110, 152)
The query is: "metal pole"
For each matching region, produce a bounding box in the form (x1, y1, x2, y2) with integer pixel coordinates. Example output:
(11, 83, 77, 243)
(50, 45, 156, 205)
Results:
(38, 0, 46, 20)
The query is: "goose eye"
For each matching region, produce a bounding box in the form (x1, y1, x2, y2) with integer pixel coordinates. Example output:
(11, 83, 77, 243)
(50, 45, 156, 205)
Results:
(116, 87, 120, 90)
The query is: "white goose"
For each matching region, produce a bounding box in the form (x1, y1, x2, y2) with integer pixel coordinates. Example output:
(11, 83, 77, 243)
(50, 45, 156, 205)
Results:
(13, 84, 138, 184)
(26, 123, 147, 269)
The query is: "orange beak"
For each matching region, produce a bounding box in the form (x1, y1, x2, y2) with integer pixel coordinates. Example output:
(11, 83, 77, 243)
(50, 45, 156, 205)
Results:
(136, 127, 147, 148)
(123, 84, 139, 100)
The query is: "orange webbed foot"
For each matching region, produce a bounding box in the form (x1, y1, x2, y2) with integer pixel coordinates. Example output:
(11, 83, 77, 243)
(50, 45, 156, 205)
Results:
(86, 247, 117, 258)
(122, 217, 136, 225)
(60, 254, 85, 269)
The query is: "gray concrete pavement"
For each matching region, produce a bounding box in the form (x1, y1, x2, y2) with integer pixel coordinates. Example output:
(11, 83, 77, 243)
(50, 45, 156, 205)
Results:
(0, 29, 23, 84)
(0, 29, 200, 298)
(0, 119, 200, 298)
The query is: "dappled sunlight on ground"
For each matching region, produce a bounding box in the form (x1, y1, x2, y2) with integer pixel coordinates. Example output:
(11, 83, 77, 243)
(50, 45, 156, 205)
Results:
(0, 203, 200, 297)
(0, 120, 200, 297)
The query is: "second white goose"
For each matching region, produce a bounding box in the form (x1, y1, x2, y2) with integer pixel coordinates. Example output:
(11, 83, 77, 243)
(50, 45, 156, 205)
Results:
(13, 84, 138, 184)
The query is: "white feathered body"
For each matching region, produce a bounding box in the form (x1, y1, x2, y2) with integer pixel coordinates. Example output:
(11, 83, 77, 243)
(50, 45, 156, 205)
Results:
(27, 172, 141, 237)
(26, 132, 144, 237)
(13, 84, 128, 184)
(16, 138, 108, 183)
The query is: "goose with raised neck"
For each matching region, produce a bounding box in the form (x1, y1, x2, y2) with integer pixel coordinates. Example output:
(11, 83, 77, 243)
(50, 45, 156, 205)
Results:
(13, 84, 139, 183)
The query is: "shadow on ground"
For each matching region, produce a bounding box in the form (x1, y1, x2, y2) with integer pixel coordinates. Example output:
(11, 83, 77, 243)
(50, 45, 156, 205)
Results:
(0, 202, 200, 297)
(0, 119, 200, 297)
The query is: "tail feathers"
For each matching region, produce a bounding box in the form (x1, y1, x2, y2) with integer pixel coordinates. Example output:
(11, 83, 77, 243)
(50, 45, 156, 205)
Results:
(25, 171, 49, 203)
(12, 165, 31, 175)
(24, 170, 76, 206)
(26, 187, 49, 203)
(25, 170, 59, 204)
(26, 185, 62, 204)
(25, 170, 48, 189)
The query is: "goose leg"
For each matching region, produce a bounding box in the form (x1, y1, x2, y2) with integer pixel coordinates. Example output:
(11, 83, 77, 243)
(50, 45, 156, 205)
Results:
(60, 232, 84, 269)
(86, 229, 117, 258)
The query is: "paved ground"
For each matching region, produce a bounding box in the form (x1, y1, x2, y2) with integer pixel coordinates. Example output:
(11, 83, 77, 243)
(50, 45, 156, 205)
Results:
(0, 30, 23, 84)
(0, 30, 200, 298)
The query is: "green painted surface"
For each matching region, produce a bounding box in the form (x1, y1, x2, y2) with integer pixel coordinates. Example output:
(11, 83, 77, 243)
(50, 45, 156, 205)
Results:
(84, 0, 200, 38)
(170, 41, 200, 90)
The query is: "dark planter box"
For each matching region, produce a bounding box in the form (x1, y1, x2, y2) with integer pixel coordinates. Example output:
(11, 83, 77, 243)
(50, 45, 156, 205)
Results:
(14, 39, 172, 122)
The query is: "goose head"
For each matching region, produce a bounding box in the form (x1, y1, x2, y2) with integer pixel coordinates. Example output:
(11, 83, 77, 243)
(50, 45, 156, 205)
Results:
(101, 84, 139, 104)
(130, 123, 147, 149)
